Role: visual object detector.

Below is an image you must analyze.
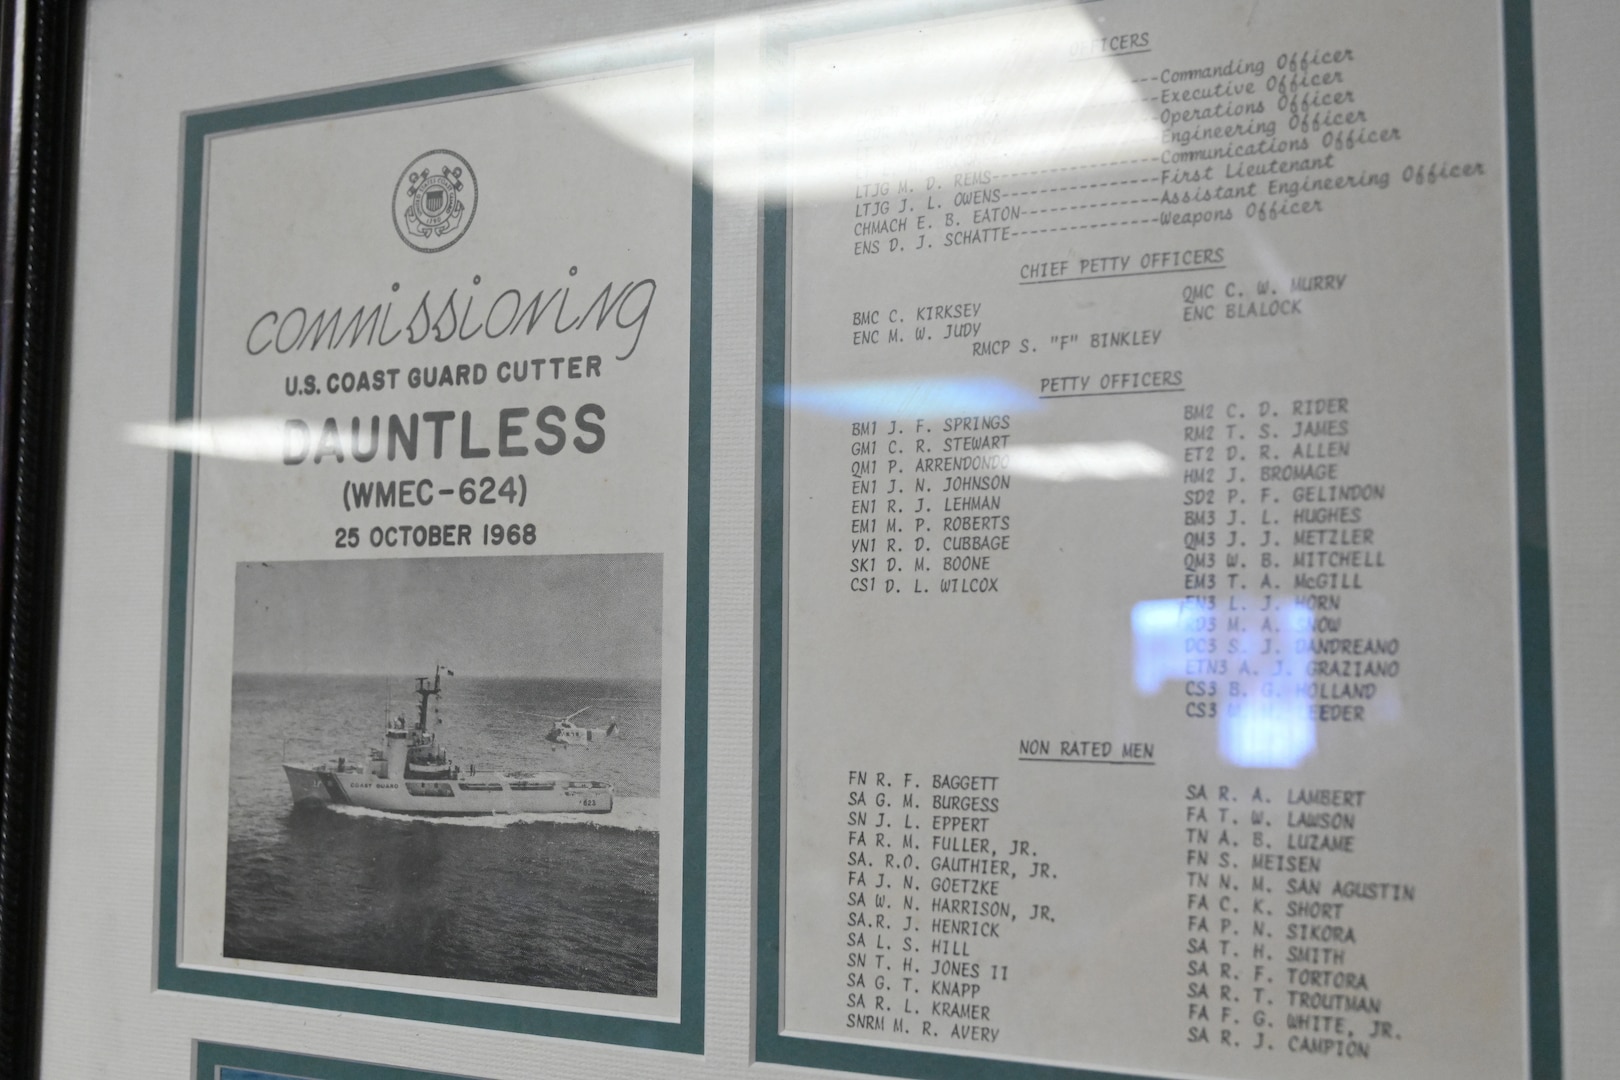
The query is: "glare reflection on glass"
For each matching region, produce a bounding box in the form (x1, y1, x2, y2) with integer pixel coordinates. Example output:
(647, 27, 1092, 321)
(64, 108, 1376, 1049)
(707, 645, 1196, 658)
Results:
(126, 418, 288, 462)
(518, 0, 1164, 199)
(1218, 600, 1315, 769)
(1133, 597, 1316, 769)
(1005, 441, 1170, 482)
(1131, 598, 1207, 695)
(774, 376, 1038, 419)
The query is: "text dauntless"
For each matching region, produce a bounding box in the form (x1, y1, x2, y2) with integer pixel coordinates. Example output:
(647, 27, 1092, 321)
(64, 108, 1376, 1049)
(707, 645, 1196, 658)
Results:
(282, 406, 608, 465)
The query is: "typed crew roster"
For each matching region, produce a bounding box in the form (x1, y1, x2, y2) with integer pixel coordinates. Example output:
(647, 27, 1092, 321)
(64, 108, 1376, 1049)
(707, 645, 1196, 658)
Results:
(769, 2, 1542, 1079)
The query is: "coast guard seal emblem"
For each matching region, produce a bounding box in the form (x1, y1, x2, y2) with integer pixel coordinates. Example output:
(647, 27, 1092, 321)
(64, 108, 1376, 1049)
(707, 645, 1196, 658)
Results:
(392, 149, 477, 253)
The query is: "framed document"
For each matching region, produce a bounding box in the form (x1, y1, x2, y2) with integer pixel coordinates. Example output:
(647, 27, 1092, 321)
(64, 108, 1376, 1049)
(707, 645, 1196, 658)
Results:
(33, 0, 1620, 1077)
(196, 1042, 480, 1080)
(757, 1, 1558, 1078)
(151, 38, 710, 1048)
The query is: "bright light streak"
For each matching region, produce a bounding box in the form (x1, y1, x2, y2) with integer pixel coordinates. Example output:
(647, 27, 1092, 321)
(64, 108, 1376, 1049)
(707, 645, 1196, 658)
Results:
(775, 376, 1038, 419)
(1006, 442, 1172, 482)
(126, 418, 288, 462)
(514, 0, 1164, 199)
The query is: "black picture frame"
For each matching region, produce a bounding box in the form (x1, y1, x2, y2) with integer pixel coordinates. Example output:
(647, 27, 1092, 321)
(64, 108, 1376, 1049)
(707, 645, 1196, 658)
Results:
(0, 1, 80, 1076)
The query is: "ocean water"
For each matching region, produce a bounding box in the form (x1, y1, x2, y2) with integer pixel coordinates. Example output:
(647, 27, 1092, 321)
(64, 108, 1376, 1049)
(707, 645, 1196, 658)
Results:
(225, 673, 661, 996)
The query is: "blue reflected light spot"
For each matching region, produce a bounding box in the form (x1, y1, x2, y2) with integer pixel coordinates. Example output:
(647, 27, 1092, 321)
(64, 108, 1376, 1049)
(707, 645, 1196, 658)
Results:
(1220, 696, 1315, 769)
(1220, 601, 1315, 769)
(1132, 597, 1316, 769)
(1132, 598, 1212, 695)
(772, 377, 1040, 419)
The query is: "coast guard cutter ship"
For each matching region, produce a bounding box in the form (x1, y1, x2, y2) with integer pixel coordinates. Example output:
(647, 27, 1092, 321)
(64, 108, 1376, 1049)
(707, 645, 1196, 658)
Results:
(283, 666, 613, 815)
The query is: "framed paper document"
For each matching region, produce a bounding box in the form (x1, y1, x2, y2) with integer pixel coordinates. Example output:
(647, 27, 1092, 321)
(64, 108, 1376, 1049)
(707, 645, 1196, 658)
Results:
(196, 1042, 477, 1080)
(757, 1, 1557, 1079)
(43, 0, 1620, 1076)
(155, 39, 710, 1049)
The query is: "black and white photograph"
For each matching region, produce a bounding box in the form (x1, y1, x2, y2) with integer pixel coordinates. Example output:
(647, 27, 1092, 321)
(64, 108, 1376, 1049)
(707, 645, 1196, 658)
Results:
(224, 554, 663, 996)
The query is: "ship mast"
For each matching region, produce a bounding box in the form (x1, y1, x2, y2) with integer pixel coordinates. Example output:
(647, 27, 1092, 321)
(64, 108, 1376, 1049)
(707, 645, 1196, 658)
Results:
(412, 664, 451, 732)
